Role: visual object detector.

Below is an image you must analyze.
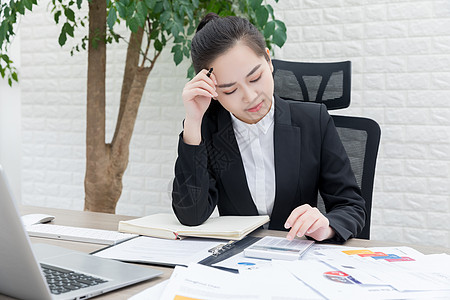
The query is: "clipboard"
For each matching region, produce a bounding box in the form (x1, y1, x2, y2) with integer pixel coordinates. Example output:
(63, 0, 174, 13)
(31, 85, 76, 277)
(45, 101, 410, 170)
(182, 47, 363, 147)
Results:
(198, 236, 261, 272)
(90, 235, 261, 270)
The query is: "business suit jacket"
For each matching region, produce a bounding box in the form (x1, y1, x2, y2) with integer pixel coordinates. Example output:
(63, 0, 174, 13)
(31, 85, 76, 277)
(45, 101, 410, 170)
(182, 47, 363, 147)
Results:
(172, 95, 366, 242)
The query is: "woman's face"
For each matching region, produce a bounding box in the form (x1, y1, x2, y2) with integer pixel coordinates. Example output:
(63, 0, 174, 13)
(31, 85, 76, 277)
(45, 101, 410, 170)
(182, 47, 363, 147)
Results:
(210, 42, 274, 124)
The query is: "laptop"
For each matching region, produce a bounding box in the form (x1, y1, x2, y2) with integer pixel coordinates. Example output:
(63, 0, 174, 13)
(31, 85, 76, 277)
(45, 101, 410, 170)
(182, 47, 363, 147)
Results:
(0, 166, 162, 300)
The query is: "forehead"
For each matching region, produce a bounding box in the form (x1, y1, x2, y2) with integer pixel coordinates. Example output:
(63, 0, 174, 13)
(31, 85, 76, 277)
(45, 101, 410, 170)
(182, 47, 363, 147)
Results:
(210, 42, 266, 79)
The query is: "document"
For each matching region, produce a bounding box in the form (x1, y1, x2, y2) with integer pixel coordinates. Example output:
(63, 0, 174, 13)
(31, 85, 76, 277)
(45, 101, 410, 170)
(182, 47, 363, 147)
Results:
(315, 246, 450, 292)
(118, 213, 269, 240)
(277, 247, 450, 300)
(92, 236, 223, 266)
(159, 264, 260, 300)
(139, 263, 322, 300)
(128, 280, 169, 300)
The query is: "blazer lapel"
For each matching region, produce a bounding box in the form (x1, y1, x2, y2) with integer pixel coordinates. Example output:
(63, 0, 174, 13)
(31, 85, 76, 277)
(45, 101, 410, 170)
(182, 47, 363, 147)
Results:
(271, 96, 302, 227)
(212, 107, 258, 214)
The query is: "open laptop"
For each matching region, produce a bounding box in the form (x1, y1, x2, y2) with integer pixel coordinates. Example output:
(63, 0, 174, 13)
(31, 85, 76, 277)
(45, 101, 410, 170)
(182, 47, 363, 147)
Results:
(0, 165, 162, 300)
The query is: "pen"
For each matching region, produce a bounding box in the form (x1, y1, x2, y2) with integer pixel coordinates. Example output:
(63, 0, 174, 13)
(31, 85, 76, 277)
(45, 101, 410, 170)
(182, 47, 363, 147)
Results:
(206, 67, 213, 78)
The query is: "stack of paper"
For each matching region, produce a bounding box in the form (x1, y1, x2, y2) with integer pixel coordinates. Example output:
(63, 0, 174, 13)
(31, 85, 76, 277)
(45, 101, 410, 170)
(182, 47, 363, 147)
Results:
(130, 263, 322, 300)
(129, 245, 450, 300)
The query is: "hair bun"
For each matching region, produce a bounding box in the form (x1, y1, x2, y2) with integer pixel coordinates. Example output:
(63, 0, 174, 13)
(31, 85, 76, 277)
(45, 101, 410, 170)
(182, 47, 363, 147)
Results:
(196, 12, 219, 33)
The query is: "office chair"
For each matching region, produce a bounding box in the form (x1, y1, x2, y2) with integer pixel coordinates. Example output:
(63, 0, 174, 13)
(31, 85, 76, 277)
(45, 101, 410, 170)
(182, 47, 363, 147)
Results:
(272, 59, 351, 110)
(330, 115, 380, 239)
(272, 59, 381, 239)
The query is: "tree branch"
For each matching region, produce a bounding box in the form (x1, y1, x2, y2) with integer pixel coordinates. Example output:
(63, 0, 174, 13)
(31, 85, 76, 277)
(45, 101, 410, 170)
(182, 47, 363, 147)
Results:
(112, 26, 144, 145)
(111, 66, 151, 169)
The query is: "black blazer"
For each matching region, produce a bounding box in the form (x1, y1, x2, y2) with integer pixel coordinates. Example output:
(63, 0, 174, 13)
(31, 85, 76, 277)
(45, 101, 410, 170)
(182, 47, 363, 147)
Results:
(172, 95, 366, 242)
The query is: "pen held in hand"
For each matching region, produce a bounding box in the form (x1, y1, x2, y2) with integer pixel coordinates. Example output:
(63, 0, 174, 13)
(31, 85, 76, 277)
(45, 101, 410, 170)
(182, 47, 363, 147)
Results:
(206, 67, 213, 78)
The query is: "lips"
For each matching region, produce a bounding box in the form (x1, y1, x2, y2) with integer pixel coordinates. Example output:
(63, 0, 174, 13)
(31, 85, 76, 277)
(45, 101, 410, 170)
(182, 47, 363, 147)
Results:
(247, 101, 264, 112)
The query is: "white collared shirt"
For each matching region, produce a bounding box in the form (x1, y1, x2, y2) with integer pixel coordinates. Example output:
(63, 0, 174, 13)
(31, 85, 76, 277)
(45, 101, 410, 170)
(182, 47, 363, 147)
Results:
(230, 97, 276, 218)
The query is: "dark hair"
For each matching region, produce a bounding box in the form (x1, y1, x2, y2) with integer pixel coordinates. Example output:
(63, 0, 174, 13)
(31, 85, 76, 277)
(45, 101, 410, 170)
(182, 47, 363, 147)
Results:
(191, 13, 269, 74)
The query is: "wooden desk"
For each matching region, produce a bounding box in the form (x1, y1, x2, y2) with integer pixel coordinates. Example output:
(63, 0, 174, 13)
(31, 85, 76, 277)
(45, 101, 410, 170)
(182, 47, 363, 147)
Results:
(5, 206, 449, 299)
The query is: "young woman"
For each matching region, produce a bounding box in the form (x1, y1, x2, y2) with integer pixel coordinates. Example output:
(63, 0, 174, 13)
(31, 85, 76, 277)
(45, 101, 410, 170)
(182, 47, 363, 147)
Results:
(172, 13, 366, 243)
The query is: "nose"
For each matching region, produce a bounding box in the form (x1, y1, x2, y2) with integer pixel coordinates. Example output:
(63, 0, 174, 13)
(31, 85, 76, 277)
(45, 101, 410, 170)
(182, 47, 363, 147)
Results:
(241, 84, 257, 103)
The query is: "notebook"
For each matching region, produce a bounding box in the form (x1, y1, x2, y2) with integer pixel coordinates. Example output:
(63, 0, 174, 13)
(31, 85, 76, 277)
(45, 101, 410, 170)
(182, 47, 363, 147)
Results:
(118, 213, 270, 240)
(0, 165, 162, 300)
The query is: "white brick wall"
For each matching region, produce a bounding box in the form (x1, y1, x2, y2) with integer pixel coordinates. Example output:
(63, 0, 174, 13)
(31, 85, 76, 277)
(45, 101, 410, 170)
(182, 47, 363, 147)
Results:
(17, 0, 450, 247)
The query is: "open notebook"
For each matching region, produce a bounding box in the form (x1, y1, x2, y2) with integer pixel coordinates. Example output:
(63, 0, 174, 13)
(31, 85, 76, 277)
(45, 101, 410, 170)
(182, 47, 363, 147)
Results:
(118, 213, 269, 240)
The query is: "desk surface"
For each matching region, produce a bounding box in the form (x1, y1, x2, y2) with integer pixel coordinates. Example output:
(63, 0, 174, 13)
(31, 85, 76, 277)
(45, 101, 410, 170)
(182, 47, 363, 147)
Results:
(4, 205, 449, 300)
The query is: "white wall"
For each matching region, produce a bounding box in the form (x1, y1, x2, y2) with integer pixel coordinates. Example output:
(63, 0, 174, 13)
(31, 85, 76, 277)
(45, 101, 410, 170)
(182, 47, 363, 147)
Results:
(0, 33, 22, 202)
(15, 0, 450, 247)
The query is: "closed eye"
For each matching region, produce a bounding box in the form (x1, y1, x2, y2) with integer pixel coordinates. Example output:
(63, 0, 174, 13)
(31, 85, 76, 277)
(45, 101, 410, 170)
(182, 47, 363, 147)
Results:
(224, 89, 237, 95)
(250, 74, 261, 83)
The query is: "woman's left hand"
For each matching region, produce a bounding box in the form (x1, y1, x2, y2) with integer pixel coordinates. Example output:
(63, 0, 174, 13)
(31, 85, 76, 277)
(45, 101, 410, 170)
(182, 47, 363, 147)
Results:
(284, 204, 335, 241)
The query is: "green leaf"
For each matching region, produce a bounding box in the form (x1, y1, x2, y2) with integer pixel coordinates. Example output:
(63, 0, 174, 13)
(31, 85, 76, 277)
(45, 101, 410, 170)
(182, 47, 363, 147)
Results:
(154, 39, 162, 51)
(76, 0, 82, 9)
(170, 23, 179, 37)
(58, 30, 67, 46)
(24, 0, 33, 11)
(63, 22, 74, 37)
(173, 35, 184, 43)
(135, 3, 147, 27)
(191, 0, 199, 8)
(187, 24, 195, 35)
(128, 16, 139, 32)
(173, 48, 183, 65)
(163, 0, 171, 11)
(144, 0, 156, 10)
(187, 64, 195, 79)
(116, 2, 127, 18)
(249, 0, 262, 10)
(255, 6, 268, 26)
(54, 10, 62, 23)
(136, 1, 147, 16)
(17, 1, 25, 14)
(150, 28, 159, 39)
(107, 7, 117, 29)
(183, 45, 189, 57)
(160, 11, 171, 24)
(263, 20, 275, 38)
(266, 4, 274, 17)
(11, 71, 18, 82)
(272, 27, 287, 48)
(275, 20, 286, 32)
(64, 8, 75, 22)
(185, 7, 193, 21)
(153, 1, 163, 13)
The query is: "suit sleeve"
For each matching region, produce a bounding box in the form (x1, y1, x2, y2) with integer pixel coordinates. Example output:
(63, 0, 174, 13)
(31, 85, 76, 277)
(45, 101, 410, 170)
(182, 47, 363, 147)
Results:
(171, 132, 219, 226)
(318, 105, 366, 242)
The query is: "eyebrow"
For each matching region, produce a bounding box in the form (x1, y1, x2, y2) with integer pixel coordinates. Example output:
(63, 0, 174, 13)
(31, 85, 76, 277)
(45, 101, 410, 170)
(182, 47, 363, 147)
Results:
(217, 64, 262, 88)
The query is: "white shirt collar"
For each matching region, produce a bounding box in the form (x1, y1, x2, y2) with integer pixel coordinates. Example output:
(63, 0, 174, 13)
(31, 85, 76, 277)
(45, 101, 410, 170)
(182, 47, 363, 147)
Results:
(230, 96, 275, 136)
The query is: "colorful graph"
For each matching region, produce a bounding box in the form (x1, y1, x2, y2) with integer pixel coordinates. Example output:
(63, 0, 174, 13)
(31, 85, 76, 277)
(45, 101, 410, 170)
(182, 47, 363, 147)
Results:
(342, 249, 415, 262)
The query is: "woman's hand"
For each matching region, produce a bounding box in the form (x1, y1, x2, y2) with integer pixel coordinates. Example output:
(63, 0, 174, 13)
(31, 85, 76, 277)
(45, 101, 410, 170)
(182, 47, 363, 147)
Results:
(182, 69, 218, 145)
(284, 204, 335, 241)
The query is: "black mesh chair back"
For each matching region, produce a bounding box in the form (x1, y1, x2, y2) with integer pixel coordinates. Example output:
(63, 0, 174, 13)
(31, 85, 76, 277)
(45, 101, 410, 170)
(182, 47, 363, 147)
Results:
(316, 116, 381, 239)
(272, 59, 351, 110)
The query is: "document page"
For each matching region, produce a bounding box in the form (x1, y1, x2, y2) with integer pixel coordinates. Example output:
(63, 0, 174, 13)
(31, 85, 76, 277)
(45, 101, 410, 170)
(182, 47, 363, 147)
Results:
(93, 236, 224, 266)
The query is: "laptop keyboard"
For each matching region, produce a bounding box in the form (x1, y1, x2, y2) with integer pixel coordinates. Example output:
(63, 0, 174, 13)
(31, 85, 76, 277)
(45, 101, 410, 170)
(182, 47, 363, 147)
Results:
(41, 263, 108, 295)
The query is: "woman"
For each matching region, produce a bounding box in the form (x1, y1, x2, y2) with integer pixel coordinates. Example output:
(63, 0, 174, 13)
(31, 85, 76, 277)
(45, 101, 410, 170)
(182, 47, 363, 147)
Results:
(172, 13, 366, 243)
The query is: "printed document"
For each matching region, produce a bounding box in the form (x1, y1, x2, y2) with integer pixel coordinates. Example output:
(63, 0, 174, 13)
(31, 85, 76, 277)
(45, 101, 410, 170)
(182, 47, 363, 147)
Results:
(93, 236, 223, 266)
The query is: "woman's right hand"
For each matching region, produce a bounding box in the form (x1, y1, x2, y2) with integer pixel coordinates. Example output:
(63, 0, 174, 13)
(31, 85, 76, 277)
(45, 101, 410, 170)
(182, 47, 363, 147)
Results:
(181, 69, 218, 145)
(182, 69, 218, 123)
